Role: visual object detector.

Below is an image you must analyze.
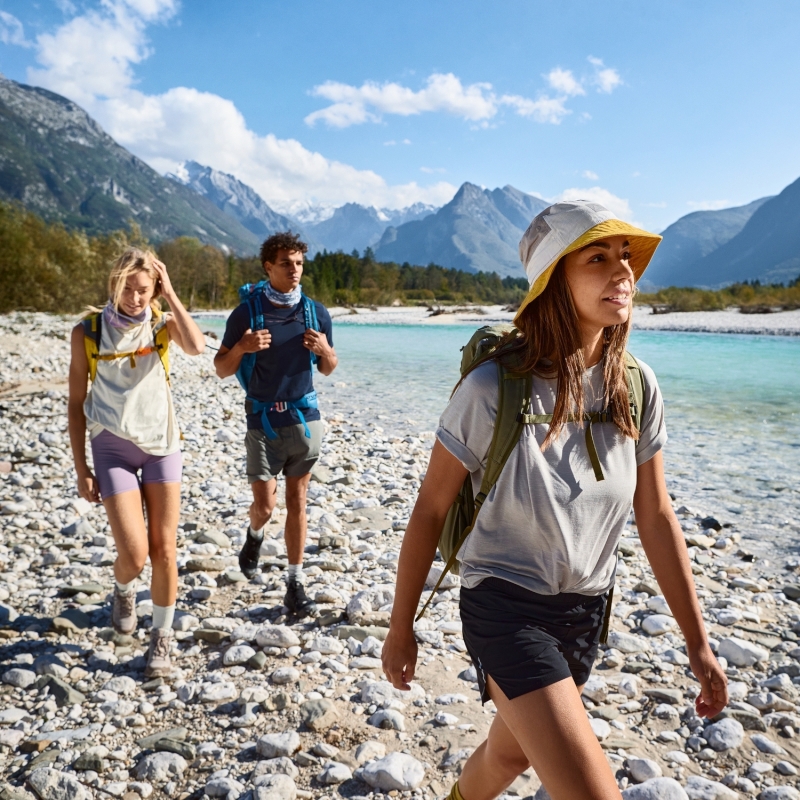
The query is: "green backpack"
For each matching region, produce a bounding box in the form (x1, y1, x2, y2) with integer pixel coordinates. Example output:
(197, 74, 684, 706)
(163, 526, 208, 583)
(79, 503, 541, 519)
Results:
(417, 324, 646, 626)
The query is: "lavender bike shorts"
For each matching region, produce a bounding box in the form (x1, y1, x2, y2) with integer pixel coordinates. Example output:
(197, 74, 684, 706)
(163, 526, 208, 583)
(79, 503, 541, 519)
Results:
(90, 429, 182, 498)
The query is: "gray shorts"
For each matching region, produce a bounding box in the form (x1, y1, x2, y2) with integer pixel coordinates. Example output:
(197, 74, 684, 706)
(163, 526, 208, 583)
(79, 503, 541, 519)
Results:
(245, 421, 322, 484)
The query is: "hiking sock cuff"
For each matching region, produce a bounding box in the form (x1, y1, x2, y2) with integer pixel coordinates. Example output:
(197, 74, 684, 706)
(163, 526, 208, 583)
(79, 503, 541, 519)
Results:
(248, 525, 265, 541)
(115, 578, 136, 594)
(448, 782, 465, 800)
(287, 563, 304, 582)
(152, 604, 176, 631)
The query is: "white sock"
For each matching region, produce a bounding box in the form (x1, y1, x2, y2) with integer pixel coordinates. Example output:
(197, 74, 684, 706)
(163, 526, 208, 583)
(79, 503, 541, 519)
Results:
(115, 578, 136, 594)
(287, 564, 304, 582)
(152, 604, 175, 631)
(248, 525, 265, 541)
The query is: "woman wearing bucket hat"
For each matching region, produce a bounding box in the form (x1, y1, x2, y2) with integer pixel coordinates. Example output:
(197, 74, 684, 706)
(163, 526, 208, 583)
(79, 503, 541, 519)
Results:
(383, 200, 728, 799)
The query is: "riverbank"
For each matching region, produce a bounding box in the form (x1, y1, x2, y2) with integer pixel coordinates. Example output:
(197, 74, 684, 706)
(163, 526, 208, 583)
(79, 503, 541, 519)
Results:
(191, 305, 800, 336)
(2, 312, 800, 799)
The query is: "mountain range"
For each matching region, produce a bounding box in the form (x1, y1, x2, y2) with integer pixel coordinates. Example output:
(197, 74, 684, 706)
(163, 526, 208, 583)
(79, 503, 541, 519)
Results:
(0, 75, 259, 253)
(1, 73, 799, 287)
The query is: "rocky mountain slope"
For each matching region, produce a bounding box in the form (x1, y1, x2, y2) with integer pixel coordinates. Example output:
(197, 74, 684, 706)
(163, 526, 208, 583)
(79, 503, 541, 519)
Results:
(0, 75, 259, 253)
(642, 199, 772, 290)
(167, 162, 301, 243)
(671, 177, 800, 288)
(374, 183, 549, 277)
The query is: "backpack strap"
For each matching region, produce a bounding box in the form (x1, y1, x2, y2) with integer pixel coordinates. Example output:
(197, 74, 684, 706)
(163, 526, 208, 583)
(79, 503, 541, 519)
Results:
(624, 351, 646, 434)
(416, 362, 532, 620)
(82, 313, 102, 383)
(152, 313, 171, 384)
(302, 294, 319, 368)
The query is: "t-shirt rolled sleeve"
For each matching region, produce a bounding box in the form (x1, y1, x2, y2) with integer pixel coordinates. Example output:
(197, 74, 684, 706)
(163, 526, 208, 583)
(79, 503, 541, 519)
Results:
(435, 362, 497, 474)
(634, 359, 668, 466)
(221, 304, 249, 351)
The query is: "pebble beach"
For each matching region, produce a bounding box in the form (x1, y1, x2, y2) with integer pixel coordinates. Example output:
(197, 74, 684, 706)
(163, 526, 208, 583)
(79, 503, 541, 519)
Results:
(2, 311, 800, 800)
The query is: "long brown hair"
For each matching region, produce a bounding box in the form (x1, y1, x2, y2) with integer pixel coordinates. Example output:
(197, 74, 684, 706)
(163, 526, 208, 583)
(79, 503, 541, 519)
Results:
(498, 258, 638, 450)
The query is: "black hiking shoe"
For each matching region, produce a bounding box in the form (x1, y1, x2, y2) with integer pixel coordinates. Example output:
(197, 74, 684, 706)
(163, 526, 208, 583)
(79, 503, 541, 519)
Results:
(284, 578, 317, 617)
(238, 531, 263, 579)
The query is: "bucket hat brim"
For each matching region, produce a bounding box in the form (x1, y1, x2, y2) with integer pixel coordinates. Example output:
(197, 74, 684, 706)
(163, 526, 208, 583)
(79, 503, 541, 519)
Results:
(513, 218, 662, 324)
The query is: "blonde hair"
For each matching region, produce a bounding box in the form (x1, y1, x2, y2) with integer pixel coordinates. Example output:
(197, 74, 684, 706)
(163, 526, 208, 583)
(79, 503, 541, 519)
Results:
(108, 247, 162, 314)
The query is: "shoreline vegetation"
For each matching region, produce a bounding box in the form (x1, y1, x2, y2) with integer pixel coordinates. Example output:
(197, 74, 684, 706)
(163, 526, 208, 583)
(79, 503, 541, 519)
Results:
(1, 201, 798, 319)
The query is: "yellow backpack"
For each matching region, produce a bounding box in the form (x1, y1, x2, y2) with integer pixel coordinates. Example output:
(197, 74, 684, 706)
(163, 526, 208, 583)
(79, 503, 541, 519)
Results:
(82, 309, 170, 384)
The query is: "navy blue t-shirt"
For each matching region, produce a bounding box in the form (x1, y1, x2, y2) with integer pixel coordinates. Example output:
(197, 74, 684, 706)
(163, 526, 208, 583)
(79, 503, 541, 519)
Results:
(222, 297, 333, 431)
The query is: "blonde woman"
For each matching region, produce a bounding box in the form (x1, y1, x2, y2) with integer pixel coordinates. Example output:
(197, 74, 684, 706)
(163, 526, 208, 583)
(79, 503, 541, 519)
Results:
(68, 248, 205, 677)
(382, 201, 728, 800)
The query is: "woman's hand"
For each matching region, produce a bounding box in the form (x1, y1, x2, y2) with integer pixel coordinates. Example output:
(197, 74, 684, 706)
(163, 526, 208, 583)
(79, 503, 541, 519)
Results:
(689, 643, 729, 718)
(152, 259, 177, 304)
(76, 468, 100, 504)
(382, 625, 419, 691)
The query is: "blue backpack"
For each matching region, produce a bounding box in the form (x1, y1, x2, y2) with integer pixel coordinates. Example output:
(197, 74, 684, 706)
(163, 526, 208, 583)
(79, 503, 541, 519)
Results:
(235, 281, 320, 440)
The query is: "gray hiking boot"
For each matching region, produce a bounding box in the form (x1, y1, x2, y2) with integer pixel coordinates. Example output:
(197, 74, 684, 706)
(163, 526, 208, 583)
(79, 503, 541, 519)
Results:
(111, 586, 137, 635)
(145, 627, 174, 678)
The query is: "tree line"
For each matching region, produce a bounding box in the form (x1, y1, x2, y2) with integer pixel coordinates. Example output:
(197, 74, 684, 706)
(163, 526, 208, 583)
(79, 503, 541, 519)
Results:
(0, 202, 528, 313)
(1, 200, 797, 314)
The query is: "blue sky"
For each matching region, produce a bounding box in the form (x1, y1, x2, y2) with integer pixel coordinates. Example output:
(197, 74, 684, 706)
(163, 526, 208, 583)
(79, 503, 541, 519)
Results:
(1, 0, 799, 230)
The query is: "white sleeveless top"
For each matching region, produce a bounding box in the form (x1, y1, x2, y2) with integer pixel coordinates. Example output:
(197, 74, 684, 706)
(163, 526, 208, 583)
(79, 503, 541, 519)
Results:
(84, 315, 180, 456)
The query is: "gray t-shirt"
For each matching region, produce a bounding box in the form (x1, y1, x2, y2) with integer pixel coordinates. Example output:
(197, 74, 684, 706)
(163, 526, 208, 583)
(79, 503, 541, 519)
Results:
(436, 357, 667, 596)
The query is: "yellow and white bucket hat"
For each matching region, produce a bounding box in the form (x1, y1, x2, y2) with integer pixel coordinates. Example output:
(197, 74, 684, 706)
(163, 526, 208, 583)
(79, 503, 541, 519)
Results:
(515, 200, 662, 323)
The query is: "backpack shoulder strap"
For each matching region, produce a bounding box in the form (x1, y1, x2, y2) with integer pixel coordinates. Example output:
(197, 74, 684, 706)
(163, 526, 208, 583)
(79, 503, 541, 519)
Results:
(623, 351, 646, 433)
(82, 313, 102, 383)
(152, 312, 171, 383)
(418, 360, 532, 614)
(302, 294, 320, 367)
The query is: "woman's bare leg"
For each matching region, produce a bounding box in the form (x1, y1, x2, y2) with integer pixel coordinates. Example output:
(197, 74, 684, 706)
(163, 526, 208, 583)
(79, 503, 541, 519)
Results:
(463, 675, 621, 800)
(457, 709, 531, 799)
(142, 482, 180, 607)
(103, 489, 148, 585)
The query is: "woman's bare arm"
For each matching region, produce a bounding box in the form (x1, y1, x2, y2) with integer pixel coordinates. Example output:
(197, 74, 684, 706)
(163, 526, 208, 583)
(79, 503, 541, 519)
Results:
(382, 440, 468, 689)
(67, 325, 100, 503)
(633, 451, 728, 717)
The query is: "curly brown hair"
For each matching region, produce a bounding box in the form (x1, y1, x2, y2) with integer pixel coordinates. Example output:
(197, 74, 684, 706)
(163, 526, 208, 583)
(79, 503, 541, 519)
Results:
(260, 232, 308, 266)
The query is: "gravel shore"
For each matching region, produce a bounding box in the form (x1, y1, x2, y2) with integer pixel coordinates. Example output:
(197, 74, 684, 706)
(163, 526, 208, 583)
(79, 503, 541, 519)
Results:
(2, 312, 800, 800)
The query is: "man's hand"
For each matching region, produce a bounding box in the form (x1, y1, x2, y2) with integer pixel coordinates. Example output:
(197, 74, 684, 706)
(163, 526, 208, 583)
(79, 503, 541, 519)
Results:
(239, 328, 272, 353)
(303, 328, 331, 357)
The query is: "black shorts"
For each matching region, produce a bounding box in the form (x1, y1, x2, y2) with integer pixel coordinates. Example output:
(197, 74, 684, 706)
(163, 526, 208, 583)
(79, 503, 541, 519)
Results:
(460, 577, 608, 704)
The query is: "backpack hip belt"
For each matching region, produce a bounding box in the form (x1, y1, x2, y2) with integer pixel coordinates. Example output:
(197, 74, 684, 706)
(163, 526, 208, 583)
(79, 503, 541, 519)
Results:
(247, 391, 318, 440)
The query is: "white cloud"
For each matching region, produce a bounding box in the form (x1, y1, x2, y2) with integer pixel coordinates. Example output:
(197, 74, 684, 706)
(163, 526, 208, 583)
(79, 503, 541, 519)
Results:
(24, 1, 455, 210)
(546, 68, 585, 97)
(582, 170, 599, 180)
(304, 64, 618, 128)
(687, 200, 730, 211)
(501, 94, 570, 124)
(305, 73, 499, 127)
(555, 186, 635, 222)
(588, 56, 622, 94)
(420, 166, 446, 174)
(0, 11, 33, 47)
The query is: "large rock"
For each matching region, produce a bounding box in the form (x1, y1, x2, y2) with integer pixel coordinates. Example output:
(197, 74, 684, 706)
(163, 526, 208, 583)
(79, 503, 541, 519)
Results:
(684, 776, 739, 799)
(256, 625, 300, 649)
(134, 752, 187, 782)
(253, 774, 297, 800)
(607, 630, 649, 654)
(317, 762, 353, 784)
(300, 699, 339, 731)
(257, 732, 301, 759)
(360, 752, 426, 790)
(102, 676, 137, 696)
(2, 668, 36, 689)
(642, 614, 676, 636)
(759, 789, 800, 800)
(622, 778, 689, 799)
(704, 717, 744, 751)
(718, 637, 768, 667)
(27, 767, 90, 800)
(627, 758, 662, 783)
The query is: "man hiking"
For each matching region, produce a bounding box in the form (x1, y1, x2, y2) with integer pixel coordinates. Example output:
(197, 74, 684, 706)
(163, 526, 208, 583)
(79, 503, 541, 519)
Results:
(214, 232, 337, 616)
